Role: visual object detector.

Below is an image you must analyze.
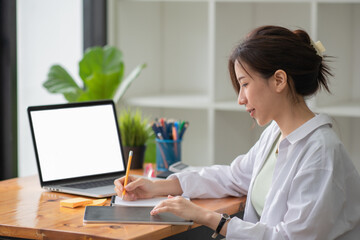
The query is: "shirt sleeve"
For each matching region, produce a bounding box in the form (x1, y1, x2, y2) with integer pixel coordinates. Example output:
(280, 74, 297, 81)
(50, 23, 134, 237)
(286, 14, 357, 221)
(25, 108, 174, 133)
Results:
(168, 121, 276, 199)
(168, 140, 260, 198)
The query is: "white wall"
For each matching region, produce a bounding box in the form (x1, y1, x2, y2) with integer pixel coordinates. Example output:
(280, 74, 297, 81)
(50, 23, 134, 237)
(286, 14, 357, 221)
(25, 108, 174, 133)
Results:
(17, 0, 83, 177)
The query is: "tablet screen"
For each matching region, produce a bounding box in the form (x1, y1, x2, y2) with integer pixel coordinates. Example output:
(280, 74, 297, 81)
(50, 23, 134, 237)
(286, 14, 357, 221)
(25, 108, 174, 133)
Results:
(83, 206, 193, 225)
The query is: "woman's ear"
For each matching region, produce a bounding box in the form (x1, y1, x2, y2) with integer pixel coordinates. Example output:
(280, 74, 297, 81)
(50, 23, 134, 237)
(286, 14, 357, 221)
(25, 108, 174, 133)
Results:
(273, 69, 287, 93)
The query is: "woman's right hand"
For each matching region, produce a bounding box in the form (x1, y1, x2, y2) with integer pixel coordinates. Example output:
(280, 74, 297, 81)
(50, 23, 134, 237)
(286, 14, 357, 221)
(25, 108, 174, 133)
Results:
(114, 175, 155, 201)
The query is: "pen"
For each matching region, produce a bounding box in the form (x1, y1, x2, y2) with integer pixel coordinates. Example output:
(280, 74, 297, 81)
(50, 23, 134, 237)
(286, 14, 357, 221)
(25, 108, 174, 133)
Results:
(172, 125, 178, 141)
(172, 125, 178, 157)
(156, 132, 169, 169)
(174, 121, 179, 137)
(160, 118, 169, 139)
(151, 122, 160, 136)
(179, 121, 185, 133)
(122, 150, 133, 198)
(151, 118, 189, 140)
(179, 122, 189, 139)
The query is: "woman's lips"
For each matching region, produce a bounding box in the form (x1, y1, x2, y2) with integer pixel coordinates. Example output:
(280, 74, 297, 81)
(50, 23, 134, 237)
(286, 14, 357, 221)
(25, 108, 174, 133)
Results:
(247, 108, 255, 117)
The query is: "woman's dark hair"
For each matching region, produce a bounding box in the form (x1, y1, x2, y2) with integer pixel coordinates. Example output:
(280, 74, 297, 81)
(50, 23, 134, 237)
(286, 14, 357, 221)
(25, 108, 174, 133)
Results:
(228, 25, 333, 99)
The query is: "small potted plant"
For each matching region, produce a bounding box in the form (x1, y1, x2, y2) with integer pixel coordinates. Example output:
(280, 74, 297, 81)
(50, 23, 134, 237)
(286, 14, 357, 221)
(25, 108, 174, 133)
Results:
(119, 108, 153, 169)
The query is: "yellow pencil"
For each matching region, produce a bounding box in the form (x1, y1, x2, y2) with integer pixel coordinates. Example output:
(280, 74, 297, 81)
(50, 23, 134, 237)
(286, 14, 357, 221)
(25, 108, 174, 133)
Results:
(122, 150, 133, 198)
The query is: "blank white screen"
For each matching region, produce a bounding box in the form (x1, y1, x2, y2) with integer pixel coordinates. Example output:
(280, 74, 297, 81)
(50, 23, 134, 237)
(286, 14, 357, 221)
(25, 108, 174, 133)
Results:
(30, 104, 125, 182)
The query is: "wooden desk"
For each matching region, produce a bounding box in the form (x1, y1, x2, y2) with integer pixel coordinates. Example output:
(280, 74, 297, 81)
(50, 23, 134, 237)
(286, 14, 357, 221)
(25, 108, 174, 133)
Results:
(0, 172, 246, 240)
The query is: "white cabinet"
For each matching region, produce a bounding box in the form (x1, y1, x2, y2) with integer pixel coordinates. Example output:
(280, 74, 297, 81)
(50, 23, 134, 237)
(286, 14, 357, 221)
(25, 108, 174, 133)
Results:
(108, 0, 360, 172)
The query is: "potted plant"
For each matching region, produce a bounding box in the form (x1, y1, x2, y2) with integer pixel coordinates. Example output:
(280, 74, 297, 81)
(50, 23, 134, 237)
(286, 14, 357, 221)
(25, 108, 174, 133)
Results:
(119, 108, 153, 169)
(43, 45, 146, 103)
(42, 45, 152, 168)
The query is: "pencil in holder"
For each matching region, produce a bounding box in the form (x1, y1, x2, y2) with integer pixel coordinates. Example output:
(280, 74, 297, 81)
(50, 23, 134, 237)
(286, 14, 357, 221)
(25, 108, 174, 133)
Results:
(155, 139, 181, 172)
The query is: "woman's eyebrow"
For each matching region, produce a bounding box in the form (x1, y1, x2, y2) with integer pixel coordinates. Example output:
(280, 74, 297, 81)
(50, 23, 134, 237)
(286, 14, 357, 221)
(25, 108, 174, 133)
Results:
(237, 76, 245, 82)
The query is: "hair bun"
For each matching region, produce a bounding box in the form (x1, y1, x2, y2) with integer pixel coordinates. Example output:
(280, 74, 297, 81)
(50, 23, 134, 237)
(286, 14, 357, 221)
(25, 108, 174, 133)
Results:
(293, 29, 311, 45)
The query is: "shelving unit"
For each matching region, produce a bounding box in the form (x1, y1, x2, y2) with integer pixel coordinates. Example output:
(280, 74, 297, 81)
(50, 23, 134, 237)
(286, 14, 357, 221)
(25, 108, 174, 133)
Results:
(108, 0, 360, 172)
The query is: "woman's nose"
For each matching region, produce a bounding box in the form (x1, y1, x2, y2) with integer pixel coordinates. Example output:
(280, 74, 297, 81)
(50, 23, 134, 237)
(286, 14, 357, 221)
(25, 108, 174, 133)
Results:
(238, 89, 246, 105)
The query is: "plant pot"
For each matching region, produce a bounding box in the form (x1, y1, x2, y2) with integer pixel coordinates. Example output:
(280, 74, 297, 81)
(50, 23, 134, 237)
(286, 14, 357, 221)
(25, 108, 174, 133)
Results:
(123, 145, 146, 169)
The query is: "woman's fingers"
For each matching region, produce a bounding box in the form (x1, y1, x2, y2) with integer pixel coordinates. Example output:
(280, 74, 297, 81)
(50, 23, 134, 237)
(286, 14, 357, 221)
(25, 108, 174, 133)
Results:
(114, 185, 122, 196)
(150, 200, 169, 215)
(114, 175, 134, 189)
(114, 176, 155, 200)
(114, 175, 137, 197)
(114, 178, 124, 196)
(125, 177, 144, 191)
(150, 196, 187, 216)
(122, 191, 137, 201)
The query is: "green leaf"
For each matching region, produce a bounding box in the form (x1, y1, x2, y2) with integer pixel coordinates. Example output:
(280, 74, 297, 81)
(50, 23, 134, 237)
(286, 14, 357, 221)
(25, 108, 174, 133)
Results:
(43, 65, 83, 102)
(78, 46, 125, 101)
(77, 66, 124, 101)
(114, 63, 147, 103)
(43, 45, 145, 104)
(79, 46, 124, 83)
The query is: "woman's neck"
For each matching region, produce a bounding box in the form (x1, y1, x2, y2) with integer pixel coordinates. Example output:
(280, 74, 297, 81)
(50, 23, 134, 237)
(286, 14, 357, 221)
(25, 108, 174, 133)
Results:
(275, 99, 315, 138)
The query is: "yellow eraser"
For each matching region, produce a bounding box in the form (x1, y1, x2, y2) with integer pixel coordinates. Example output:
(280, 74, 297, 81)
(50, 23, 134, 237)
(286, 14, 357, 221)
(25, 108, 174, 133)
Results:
(60, 197, 93, 208)
(85, 198, 107, 206)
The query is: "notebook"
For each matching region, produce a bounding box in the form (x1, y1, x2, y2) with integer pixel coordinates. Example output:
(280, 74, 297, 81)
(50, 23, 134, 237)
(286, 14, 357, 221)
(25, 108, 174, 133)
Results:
(27, 100, 126, 198)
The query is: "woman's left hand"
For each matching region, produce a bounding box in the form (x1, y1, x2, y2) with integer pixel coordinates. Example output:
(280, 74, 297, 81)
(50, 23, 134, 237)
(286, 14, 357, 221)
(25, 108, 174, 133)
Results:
(150, 195, 209, 223)
(151, 195, 226, 235)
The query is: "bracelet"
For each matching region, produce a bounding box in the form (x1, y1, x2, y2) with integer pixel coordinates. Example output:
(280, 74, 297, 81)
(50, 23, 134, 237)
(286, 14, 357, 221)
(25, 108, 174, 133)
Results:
(212, 213, 230, 238)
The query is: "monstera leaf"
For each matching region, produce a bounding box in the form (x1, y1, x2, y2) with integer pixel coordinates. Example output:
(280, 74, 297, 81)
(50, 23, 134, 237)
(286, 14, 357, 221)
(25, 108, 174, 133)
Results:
(43, 45, 145, 103)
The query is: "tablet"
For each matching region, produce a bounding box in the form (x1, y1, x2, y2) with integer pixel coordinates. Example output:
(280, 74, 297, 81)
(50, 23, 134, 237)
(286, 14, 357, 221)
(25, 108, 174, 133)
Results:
(83, 206, 193, 225)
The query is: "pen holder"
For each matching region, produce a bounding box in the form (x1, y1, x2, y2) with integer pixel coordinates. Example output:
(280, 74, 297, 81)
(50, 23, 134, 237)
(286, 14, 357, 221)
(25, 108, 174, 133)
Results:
(155, 139, 181, 172)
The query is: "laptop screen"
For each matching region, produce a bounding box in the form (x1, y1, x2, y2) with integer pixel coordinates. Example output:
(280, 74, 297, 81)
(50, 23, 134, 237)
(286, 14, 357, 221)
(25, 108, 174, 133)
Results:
(28, 101, 125, 182)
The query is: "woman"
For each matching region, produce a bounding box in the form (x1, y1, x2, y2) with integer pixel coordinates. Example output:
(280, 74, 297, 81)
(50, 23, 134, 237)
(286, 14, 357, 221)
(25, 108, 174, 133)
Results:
(114, 26, 360, 239)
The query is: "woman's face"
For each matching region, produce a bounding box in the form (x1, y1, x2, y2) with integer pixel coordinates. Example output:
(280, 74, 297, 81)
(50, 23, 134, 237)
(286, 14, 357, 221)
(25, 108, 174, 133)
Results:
(234, 60, 278, 126)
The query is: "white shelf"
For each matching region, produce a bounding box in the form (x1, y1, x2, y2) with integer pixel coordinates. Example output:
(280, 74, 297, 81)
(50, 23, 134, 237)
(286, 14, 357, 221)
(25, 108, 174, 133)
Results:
(110, 0, 360, 171)
(125, 94, 211, 109)
(212, 101, 360, 117)
(314, 101, 360, 117)
(214, 101, 246, 112)
(127, 96, 360, 119)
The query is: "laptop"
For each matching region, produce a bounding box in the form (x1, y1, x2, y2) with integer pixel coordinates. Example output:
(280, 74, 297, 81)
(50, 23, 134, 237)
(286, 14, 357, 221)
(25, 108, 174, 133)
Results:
(27, 100, 126, 198)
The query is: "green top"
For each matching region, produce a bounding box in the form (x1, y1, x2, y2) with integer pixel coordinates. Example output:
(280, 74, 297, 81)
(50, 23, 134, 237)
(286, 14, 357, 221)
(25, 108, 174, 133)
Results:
(251, 134, 281, 217)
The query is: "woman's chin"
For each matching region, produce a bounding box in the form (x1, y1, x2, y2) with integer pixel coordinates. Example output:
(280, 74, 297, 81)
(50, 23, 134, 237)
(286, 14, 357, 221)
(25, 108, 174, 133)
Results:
(255, 118, 271, 127)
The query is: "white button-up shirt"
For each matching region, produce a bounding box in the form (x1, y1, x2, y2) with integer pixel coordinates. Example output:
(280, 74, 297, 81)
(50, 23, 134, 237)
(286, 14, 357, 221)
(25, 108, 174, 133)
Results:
(171, 114, 360, 239)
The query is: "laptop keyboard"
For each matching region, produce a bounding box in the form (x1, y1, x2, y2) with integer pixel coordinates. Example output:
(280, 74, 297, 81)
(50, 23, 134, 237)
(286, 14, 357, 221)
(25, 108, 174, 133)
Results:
(63, 178, 115, 189)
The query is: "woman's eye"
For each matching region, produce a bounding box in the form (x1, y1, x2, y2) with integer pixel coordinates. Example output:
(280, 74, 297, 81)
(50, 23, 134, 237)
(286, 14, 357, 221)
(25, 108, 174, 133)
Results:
(241, 83, 248, 88)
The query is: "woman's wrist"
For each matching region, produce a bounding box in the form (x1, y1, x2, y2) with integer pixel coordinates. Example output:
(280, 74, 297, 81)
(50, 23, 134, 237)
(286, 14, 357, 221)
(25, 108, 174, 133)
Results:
(197, 210, 222, 229)
(153, 178, 183, 196)
(196, 209, 230, 237)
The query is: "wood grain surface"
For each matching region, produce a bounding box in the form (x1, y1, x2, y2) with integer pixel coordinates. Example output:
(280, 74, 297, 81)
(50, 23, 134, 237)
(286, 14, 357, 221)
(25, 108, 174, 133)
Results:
(0, 171, 245, 240)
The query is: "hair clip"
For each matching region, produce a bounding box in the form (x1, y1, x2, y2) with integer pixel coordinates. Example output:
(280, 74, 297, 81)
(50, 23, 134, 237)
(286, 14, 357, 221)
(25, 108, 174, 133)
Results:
(311, 40, 326, 57)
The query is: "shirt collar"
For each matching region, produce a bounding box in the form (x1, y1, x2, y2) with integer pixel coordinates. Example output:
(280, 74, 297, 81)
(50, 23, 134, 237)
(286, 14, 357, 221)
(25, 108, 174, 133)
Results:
(285, 113, 333, 145)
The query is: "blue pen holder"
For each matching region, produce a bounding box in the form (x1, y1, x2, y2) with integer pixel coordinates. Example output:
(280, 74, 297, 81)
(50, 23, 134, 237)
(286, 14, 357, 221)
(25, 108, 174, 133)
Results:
(156, 139, 182, 172)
